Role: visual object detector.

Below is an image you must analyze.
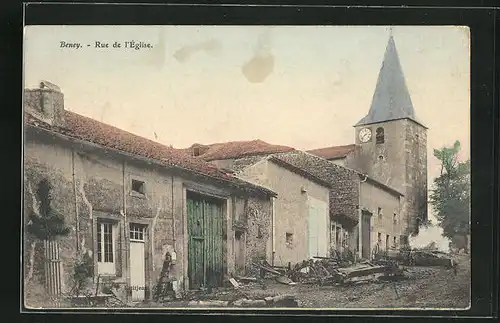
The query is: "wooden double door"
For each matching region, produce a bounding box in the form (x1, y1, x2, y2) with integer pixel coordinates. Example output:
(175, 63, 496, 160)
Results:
(187, 192, 225, 290)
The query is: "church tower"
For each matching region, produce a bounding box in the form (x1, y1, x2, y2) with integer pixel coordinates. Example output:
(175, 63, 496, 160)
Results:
(352, 33, 428, 237)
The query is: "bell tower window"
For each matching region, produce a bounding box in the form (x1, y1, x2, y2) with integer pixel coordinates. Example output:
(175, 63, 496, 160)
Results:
(376, 127, 385, 144)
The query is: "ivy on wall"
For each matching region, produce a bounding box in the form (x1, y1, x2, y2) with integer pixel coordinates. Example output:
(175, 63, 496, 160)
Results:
(27, 178, 71, 241)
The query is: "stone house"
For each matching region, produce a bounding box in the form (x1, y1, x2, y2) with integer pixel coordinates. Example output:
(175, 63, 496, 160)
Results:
(270, 151, 404, 260)
(235, 155, 333, 266)
(23, 82, 276, 304)
(183, 141, 404, 262)
(183, 142, 332, 266)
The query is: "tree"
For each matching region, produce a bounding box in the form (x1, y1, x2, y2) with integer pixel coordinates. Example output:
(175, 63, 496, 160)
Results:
(429, 140, 470, 252)
(27, 178, 70, 241)
(26, 178, 71, 287)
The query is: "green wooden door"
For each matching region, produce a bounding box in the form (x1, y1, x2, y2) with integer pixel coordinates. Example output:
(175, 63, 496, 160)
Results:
(187, 193, 224, 289)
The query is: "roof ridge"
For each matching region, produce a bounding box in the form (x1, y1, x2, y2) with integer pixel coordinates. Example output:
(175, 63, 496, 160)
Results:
(63, 110, 176, 150)
(25, 110, 275, 196)
(307, 143, 356, 151)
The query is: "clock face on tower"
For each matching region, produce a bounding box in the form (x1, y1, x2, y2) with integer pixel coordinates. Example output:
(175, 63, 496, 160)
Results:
(359, 128, 372, 143)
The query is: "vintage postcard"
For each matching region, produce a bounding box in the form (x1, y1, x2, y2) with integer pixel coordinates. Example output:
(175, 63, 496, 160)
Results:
(22, 25, 471, 310)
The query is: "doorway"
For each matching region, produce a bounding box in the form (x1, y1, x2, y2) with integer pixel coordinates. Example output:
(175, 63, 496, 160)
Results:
(361, 210, 372, 259)
(187, 191, 225, 290)
(129, 223, 147, 302)
(234, 230, 245, 276)
(307, 197, 328, 259)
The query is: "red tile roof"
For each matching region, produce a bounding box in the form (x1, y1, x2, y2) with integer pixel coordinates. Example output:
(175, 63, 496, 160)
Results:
(306, 144, 358, 160)
(24, 111, 275, 196)
(183, 140, 295, 161)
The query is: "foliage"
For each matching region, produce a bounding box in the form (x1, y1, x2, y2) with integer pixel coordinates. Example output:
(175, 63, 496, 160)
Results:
(26, 178, 71, 241)
(429, 140, 470, 249)
(72, 252, 93, 295)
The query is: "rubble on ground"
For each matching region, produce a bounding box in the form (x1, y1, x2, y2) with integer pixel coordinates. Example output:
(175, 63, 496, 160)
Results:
(187, 294, 299, 308)
(153, 247, 458, 308)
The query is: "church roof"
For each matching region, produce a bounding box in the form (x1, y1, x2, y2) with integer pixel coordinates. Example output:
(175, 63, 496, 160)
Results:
(355, 35, 425, 128)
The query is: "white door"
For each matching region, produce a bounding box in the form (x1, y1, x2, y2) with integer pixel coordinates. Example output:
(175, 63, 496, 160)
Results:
(308, 204, 319, 258)
(308, 197, 329, 258)
(129, 224, 146, 302)
(316, 201, 328, 257)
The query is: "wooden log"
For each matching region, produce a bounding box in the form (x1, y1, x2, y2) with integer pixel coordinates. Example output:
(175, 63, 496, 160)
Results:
(188, 300, 229, 307)
(235, 276, 258, 282)
(240, 299, 267, 307)
(275, 275, 296, 285)
(270, 295, 295, 303)
(339, 265, 388, 278)
(252, 262, 282, 275)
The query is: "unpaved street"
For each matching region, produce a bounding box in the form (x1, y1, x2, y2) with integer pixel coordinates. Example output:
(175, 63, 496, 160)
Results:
(154, 253, 470, 309)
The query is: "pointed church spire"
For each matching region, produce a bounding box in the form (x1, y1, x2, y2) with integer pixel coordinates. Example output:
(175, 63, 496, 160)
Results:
(355, 33, 424, 127)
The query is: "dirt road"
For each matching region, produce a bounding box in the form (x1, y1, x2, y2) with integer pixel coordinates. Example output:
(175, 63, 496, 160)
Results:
(156, 253, 470, 309)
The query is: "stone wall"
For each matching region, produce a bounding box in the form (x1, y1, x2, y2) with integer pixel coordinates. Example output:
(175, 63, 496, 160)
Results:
(238, 158, 330, 266)
(23, 128, 271, 304)
(359, 181, 403, 251)
(404, 120, 428, 235)
(244, 197, 272, 271)
(351, 118, 428, 238)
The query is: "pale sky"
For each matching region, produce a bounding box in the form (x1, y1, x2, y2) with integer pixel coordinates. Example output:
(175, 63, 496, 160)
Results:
(23, 25, 470, 230)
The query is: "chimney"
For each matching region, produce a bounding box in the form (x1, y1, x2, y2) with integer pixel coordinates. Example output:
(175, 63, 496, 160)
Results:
(24, 80, 65, 127)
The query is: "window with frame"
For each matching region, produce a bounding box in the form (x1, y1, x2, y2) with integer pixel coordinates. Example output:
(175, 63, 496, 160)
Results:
(393, 213, 398, 224)
(131, 179, 145, 196)
(376, 127, 385, 144)
(285, 233, 293, 248)
(130, 223, 146, 241)
(97, 220, 117, 275)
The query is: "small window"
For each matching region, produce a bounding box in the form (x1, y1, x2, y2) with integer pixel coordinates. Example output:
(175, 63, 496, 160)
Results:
(286, 233, 293, 248)
(393, 213, 397, 224)
(257, 225, 263, 238)
(377, 232, 382, 243)
(393, 236, 397, 247)
(132, 179, 145, 195)
(129, 223, 146, 241)
(193, 147, 201, 157)
(377, 207, 383, 217)
(376, 127, 385, 144)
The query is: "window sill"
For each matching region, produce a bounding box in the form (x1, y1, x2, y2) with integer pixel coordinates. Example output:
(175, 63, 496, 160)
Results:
(130, 191, 147, 199)
(96, 273, 119, 280)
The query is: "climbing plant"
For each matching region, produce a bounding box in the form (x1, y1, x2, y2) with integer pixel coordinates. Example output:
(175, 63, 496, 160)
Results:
(26, 178, 71, 241)
(72, 252, 93, 296)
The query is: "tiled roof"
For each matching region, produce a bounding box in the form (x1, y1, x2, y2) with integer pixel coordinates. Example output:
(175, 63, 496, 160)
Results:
(24, 111, 276, 196)
(271, 151, 360, 223)
(183, 140, 295, 161)
(267, 156, 334, 189)
(306, 144, 357, 160)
